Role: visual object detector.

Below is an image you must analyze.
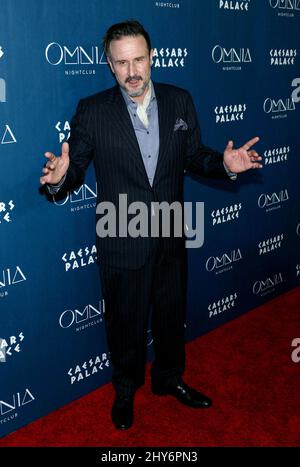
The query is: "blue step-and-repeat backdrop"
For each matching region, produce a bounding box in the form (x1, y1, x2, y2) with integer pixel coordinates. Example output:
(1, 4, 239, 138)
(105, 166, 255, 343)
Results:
(1, 0, 300, 438)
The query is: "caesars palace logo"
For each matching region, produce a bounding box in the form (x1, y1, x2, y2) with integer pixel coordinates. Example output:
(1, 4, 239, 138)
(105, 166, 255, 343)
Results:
(270, 49, 297, 66)
(68, 354, 110, 385)
(264, 145, 290, 165)
(0, 332, 24, 363)
(55, 120, 70, 143)
(219, 0, 251, 11)
(211, 203, 242, 226)
(214, 103, 246, 123)
(208, 292, 238, 318)
(258, 234, 284, 255)
(61, 245, 97, 272)
(0, 200, 15, 224)
(152, 47, 188, 68)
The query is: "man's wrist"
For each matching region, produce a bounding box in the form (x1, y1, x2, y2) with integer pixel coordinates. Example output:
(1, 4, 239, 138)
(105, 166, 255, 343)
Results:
(223, 161, 237, 180)
(46, 173, 67, 194)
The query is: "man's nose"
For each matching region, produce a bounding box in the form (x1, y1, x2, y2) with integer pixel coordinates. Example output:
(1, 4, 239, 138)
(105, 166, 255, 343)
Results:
(128, 61, 137, 77)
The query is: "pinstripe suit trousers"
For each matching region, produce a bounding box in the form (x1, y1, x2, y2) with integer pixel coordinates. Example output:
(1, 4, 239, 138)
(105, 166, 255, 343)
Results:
(99, 243, 187, 397)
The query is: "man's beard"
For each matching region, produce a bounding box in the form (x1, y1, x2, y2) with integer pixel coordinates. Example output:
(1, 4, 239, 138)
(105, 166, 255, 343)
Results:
(122, 73, 151, 98)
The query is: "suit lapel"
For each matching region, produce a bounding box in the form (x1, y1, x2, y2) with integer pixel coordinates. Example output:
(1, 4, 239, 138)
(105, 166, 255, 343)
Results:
(106, 86, 149, 181)
(153, 83, 175, 186)
(105, 84, 175, 187)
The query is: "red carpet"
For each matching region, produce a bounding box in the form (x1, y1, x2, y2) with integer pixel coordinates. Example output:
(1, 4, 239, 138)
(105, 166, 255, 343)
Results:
(1, 287, 300, 447)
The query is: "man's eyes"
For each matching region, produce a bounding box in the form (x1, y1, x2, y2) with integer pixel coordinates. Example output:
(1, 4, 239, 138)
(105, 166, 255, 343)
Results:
(116, 58, 145, 65)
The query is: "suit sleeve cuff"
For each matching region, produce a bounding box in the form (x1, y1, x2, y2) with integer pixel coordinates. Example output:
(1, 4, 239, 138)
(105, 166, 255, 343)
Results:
(223, 161, 237, 180)
(46, 173, 67, 194)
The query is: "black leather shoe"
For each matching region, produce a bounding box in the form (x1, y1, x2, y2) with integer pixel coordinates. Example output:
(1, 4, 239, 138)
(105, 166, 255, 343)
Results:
(152, 380, 212, 408)
(111, 395, 134, 430)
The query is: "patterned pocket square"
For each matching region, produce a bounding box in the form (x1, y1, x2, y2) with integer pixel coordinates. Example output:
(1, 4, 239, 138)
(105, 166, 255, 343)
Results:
(174, 118, 188, 131)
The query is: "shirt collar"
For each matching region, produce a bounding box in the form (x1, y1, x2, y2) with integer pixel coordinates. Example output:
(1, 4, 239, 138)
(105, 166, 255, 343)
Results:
(120, 80, 156, 109)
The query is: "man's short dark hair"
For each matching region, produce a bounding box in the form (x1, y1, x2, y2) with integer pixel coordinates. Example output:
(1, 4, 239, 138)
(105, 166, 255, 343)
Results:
(102, 20, 151, 58)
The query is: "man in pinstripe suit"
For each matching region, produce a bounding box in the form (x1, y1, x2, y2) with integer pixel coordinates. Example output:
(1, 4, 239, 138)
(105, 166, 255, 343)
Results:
(40, 20, 262, 430)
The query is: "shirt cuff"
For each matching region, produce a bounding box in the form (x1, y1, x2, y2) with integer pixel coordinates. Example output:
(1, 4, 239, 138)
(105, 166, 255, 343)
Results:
(46, 173, 67, 194)
(223, 162, 237, 180)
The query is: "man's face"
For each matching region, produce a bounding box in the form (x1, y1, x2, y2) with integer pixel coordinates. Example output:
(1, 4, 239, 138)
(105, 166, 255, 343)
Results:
(107, 35, 153, 101)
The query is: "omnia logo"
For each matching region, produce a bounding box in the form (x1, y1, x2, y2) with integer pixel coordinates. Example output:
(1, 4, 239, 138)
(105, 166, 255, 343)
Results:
(0, 389, 35, 416)
(45, 43, 107, 66)
(269, 0, 300, 10)
(59, 300, 105, 329)
(212, 45, 251, 63)
(258, 189, 289, 209)
(0, 266, 26, 289)
(252, 273, 283, 295)
(206, 249, 242, 272)
(263, 97, 295, 113)
(53, 183, 97, 206)
(1, 125, 17, 144)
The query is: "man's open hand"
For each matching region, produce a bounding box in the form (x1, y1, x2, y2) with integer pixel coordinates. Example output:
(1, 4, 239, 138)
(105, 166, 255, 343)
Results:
(223, 137, 262, 174)
(40, 142, 70, 186)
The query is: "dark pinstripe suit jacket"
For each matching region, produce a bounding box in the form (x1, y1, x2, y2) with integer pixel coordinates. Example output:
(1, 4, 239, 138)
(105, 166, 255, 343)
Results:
(61, 82, 227, 268)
